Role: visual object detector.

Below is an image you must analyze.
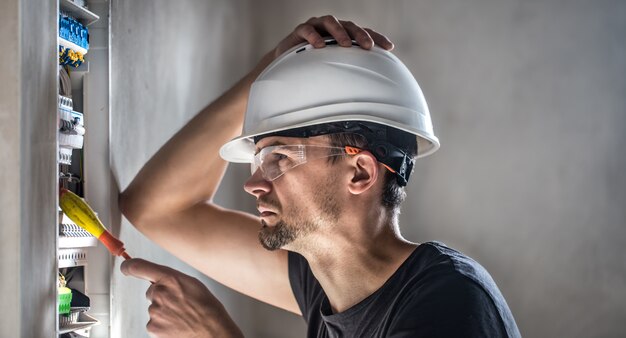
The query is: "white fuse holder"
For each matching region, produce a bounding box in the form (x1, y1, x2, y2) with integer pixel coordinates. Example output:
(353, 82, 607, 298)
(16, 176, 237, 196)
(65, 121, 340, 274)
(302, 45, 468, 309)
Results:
(59, 213, 98, 249)
(58, 248, 88, 268)
(59, 110, 85, 149)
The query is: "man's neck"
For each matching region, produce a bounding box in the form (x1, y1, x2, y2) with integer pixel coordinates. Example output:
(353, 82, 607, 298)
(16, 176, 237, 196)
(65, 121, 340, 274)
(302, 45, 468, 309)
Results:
(290, 213, 418, 314)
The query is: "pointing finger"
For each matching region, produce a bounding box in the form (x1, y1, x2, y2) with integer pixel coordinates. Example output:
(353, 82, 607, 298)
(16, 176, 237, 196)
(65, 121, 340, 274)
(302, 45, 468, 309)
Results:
(121, 258, 172, 283)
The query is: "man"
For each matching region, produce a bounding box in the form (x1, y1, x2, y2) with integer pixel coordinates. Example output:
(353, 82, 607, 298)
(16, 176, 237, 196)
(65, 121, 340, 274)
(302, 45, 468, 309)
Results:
(120, 15, 521, 337)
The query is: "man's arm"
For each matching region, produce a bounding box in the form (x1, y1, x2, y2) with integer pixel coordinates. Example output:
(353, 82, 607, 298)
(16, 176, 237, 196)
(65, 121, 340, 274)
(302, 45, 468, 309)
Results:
(119, 51, 301, 312)
(119, 15, 394, 314)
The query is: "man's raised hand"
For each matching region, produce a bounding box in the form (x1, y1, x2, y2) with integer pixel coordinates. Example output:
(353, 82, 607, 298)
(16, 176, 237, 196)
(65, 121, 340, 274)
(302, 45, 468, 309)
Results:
(272, 15, 394, 58)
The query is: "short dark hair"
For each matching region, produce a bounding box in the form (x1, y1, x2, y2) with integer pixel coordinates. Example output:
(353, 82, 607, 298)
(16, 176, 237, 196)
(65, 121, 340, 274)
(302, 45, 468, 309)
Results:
(326, 131, 417, 212)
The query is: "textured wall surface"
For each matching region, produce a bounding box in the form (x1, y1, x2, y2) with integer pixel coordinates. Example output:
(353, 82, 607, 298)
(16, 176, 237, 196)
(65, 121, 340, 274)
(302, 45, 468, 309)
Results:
(110, 1, 625, 337)
(19, 0, 59, 332)
(248, 1, 626, 337)
(0, 0, 22, 334)
(83, 1, 114, 337)
(108, 0, 298, 337)
(0, 0, 58, 336)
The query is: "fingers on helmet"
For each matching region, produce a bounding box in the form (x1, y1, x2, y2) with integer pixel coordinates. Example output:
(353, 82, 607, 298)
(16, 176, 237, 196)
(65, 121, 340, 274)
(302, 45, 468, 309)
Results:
(318, 16, 352, 47)
(304, 16, 353, 47)
(341, 20, 374, 49)
(364, 28, 394, 50)
(297, 16, 393, 51)
(295, 22, 325, 48)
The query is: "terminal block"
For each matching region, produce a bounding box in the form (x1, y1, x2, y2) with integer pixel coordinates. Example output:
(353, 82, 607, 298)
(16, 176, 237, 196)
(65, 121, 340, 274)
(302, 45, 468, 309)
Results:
(59, 13, 89, 51)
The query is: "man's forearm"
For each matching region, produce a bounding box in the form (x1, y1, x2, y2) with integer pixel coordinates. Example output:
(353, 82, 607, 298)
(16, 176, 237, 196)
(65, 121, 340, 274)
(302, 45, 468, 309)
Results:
(120, 52, 274, 226)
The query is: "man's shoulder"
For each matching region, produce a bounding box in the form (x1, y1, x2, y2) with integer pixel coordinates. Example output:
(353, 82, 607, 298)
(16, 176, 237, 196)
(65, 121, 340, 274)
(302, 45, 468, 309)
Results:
(392, 241, 521, 338)
(408, 241, 495, 286)
(404, 241, 509, 311)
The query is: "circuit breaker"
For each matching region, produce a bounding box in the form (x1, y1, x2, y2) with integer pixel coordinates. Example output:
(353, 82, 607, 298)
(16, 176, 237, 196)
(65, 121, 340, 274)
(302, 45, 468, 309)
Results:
(57, 0, 101, 336)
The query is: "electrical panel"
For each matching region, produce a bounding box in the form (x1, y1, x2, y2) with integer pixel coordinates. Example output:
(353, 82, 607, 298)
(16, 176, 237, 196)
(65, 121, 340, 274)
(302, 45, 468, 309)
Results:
(57, 0, 101, 336)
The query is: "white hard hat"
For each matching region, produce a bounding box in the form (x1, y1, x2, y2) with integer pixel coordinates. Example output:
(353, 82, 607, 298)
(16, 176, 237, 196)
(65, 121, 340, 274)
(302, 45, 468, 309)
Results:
(220, 39, 439, 164)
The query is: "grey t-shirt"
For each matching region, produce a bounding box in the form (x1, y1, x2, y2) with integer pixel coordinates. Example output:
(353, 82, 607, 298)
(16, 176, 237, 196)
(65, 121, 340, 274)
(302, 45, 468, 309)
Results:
(288, 241, 521, 337)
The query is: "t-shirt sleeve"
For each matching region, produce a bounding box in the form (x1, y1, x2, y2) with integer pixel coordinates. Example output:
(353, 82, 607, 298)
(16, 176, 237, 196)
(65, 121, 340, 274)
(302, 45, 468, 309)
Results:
(387, 272, 510, 338)
(288, 251, 321, 322)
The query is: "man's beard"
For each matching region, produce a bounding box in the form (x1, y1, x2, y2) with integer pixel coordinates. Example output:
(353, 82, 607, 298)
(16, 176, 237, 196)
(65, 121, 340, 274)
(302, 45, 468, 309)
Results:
(258, 202, 320, 250)
(257, 177, 340, 251)
(258, 219, 302, 250)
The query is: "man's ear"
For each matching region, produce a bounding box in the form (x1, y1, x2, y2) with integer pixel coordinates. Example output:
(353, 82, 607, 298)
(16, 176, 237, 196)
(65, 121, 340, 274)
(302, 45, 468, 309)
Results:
(348, 152, 379, 195)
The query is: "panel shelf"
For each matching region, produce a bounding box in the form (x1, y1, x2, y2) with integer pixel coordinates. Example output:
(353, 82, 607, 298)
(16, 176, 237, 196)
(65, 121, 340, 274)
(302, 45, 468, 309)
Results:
(59, 0, 100, 26)
(59, 37, 88, 55)
(58, 311, 100, 334)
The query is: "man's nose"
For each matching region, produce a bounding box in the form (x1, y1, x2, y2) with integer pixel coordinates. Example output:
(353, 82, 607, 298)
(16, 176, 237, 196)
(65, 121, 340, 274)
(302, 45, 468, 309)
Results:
(243, 169, 271, 198)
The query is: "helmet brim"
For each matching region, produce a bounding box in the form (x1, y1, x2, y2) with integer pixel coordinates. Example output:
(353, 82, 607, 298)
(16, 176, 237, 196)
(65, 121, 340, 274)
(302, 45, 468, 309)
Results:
(219, 102, 440, 163)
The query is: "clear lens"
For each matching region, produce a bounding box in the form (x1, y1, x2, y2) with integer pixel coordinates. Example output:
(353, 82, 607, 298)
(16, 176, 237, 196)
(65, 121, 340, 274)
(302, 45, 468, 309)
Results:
(251, 145, 353, 181)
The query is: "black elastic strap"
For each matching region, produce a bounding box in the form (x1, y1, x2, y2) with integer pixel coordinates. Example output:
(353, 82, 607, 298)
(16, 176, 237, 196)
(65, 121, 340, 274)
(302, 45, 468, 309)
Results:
(254, 121, 416, 186)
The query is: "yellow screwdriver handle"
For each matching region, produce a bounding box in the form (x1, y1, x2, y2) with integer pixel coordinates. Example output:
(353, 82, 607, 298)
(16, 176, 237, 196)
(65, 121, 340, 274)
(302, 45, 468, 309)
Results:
(59, 188, 131, 259)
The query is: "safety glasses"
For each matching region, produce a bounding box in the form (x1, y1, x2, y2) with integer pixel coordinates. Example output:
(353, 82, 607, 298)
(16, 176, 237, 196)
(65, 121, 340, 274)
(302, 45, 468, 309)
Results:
(251, 144, 364, 181)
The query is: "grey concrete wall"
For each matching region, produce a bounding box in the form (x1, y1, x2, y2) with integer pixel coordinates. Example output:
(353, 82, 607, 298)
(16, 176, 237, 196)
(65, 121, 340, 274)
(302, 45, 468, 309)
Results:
(83, 1, 114, 337)
(0, 0, 22, 333)
(0, 0, 58, 336)
(19, 0, 59, 334)
(247, 1, 626, 337)
(109, 0, 280, 337)
(109, 0, 625, 337)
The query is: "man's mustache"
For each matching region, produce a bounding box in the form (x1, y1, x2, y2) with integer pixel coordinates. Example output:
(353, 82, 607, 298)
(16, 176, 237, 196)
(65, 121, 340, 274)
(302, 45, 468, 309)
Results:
(257, 197, 281, 212)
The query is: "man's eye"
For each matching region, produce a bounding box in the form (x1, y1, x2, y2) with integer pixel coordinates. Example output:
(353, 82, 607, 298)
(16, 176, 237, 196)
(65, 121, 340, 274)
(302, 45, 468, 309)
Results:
(266, 153, 291, 164)
(271, 153, 288, 160)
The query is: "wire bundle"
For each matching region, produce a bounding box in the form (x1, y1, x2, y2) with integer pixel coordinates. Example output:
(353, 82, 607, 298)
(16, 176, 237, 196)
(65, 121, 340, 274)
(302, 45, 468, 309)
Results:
(59, 46, 85, 68)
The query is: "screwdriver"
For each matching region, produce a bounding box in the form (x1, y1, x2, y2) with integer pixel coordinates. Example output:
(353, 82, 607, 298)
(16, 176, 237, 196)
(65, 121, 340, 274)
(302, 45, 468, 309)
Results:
(59, 188, 131, 260)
